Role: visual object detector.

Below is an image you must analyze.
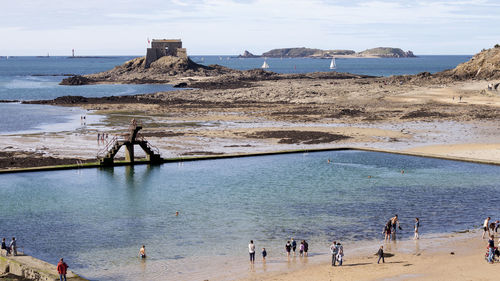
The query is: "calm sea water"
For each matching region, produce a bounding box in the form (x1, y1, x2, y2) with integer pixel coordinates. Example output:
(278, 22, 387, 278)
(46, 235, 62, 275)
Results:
(0, 55, 469, 134)
(0, 150, 498, 280)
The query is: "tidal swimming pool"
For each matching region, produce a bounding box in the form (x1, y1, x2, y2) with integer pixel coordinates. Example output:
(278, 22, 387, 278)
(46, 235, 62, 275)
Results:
(1, 150, 499, 280)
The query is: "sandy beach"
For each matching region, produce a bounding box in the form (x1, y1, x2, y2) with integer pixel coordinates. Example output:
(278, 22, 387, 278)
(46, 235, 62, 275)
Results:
(239, 230, 499, 281)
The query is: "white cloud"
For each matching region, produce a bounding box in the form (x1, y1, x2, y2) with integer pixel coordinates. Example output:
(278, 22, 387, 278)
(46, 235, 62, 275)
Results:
(1, 0, 499, 55)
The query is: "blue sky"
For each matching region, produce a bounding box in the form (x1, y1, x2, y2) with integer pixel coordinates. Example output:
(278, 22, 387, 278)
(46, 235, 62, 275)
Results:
(1, 0, 499, 55)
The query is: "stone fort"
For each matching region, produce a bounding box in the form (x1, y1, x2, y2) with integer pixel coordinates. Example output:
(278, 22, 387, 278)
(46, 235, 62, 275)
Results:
(145, 39, 187, 68)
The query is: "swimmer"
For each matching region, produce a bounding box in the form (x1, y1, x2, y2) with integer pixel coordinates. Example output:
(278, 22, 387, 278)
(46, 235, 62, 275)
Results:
(401, 169, 405, 174)
(175, 211, 179, 216)
(327, 159, 331, 163)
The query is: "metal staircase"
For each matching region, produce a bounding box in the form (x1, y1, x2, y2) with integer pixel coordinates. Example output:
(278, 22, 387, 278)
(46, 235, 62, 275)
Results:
(97, 119, 163, 166)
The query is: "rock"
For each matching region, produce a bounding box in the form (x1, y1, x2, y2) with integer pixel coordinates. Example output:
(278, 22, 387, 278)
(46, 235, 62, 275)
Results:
(59, 75, 92, 85)
(173, 82, 188, 88)
(438, 45, 500, 80)
(238, 50, 260, 58)
(358, 47, 417, 58)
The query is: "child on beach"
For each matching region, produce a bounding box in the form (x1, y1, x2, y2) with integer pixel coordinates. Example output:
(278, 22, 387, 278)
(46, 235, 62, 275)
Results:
(262, 248, 267, 261)
(299, 241, 305, 256)
(414, 218, 420, 240)
(377, 246, 385, 264)
(336, 242, 344, 266)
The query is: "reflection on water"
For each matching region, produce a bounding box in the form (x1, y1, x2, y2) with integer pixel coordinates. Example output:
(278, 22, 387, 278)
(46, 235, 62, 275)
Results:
(0, 151, 499, 280)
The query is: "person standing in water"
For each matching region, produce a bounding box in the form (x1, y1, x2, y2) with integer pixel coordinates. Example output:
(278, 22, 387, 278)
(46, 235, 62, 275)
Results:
(285, 241, 291, 257)
(248, 240, 255, 263)
(414, 218, 420, 240)
(262, 247, 267, 261)
(139, 245, 146, 258)
(303, 240, 309, 256)
(291, 238, 297, 256)
(390, 215, 400, 239)
(483, 217, 491, 239)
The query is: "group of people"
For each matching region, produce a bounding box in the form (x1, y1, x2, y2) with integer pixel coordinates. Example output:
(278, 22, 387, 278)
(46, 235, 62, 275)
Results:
(248, 238, 309, 264)
(329, 241, 344, 266)
(1, 237, 17, 256)
(285, 238, 309, 257)
(483, 217, 500, 264)
(382, 215, 421, 241)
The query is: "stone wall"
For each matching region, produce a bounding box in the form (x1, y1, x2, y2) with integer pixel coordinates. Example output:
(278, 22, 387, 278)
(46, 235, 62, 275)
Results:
(0, 252, 88, 281)
(145, 39, 186, 68)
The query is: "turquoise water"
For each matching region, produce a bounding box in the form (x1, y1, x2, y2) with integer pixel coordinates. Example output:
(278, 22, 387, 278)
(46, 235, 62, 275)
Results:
(1, 150, 499, 280)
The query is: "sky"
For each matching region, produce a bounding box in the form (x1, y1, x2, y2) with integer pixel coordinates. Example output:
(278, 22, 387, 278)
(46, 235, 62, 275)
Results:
(1, 0, 499, 56)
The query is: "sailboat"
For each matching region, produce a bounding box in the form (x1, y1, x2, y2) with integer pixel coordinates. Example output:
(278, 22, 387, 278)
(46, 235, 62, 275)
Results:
(329, 57, 336, 70)
(261, 59, 270, 69)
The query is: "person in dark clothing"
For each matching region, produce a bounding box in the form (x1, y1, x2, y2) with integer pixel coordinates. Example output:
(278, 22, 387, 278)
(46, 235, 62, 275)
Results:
(285, 241, 291, 257)
(291, 238, 297, 256)
(377, 246, 385, 264)
(1, 238, 8, 255)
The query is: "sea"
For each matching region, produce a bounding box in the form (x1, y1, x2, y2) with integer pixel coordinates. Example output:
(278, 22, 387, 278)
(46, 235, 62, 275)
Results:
(0, 55, 469, 134)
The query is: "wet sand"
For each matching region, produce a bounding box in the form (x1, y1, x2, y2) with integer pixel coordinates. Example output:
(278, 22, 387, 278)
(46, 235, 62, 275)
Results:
(1, 77, 499, 169)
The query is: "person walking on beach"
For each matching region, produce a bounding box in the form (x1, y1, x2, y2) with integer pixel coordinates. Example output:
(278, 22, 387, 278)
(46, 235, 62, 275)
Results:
(248, 240, 255, 263)
(330, 241, 338, 266)
(285, 241, 291, 257)
(262, 247, 267, 261)
(414, 218, 420, 240)
(291, 238, 297, 256)
(336, 242, 344, 266)
(377, 246, 385, 264)
(139, 245, 146, 259)
(483, 217, 491, 239)
(57, 258, 68, 281)
(303, 240, 309, 256)
(9, 237, 17, 256)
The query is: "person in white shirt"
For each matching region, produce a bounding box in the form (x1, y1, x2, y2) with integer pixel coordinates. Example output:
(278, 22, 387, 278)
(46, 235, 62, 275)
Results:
(248, 240, 255, 263)
(483, 217, 491, 239)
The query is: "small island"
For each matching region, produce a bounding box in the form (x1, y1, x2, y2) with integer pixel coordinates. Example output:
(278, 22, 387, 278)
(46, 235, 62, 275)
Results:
(239, 47, 416, 58)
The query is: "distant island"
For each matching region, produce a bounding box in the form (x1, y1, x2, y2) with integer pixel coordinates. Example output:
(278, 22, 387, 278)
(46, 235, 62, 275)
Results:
(239, 47, 415, 58)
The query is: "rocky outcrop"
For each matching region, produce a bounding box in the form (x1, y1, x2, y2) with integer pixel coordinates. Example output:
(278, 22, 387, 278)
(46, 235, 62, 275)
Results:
(438, 45, 500, 80)
(238, 50, 260, 58)
(60, 56, 237, 85)
(257, 47, 413, 58)
(358, 47, 416, 58)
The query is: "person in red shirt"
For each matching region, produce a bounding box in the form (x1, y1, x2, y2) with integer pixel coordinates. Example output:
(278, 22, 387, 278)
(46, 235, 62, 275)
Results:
(57, 258, 68, 281)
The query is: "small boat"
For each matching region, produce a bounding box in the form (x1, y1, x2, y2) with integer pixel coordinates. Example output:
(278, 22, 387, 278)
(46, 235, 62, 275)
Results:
(261, 60, 270, 69)
(329, 58, 336, 70)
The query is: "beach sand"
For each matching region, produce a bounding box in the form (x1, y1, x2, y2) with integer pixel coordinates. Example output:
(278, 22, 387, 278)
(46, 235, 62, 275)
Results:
(239, 231, 498, 281)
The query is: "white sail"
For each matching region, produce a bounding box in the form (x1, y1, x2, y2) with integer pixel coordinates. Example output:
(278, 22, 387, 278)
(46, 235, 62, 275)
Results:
(329, 58, 336, 69)
(261, 60, 270, 69)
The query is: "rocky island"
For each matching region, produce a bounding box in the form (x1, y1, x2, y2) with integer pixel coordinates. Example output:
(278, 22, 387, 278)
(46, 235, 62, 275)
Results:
(239, 47, 415, 58)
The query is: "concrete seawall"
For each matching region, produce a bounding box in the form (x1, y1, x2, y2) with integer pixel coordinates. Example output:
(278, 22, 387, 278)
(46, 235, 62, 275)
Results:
(0, 252, 88, 281)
